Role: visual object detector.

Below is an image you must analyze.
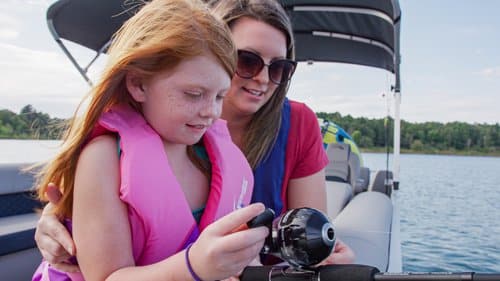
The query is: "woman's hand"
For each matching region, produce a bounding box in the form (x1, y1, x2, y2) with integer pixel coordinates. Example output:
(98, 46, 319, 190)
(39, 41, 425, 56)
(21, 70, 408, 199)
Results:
(34, 183, 80, 272)
(188, 203, 269, 281)
(319, 238, 356, 265)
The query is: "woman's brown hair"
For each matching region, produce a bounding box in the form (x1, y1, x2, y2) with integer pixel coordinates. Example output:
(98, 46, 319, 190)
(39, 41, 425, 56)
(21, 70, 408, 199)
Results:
(209, 0, 295, 168)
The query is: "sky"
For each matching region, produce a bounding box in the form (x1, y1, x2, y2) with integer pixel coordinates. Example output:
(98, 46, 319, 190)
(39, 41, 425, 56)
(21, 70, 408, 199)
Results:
(1, 0, 499, 125)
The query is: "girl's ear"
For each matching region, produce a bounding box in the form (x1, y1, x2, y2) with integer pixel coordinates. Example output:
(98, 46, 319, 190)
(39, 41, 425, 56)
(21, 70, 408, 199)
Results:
(126, 72, 146, 102)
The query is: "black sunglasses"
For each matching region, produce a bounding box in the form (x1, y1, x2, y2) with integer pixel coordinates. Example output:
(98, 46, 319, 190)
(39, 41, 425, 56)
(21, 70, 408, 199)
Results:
(236, 50, 297, 85)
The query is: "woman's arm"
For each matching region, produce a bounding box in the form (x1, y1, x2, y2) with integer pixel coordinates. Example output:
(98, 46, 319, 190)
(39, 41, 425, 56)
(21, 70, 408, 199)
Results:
(287, 168, 327, 213)
(35, 184, 78, 272)
(287, 169, 355, 264)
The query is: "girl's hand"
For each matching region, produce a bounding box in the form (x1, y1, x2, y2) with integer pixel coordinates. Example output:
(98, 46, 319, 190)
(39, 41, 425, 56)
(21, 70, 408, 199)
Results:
(220, 255, 263, 281)
(188, 203, 269, 280)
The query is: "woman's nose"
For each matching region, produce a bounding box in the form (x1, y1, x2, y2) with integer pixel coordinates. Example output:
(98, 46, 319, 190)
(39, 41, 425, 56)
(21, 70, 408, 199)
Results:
(254, 64, 270, 84)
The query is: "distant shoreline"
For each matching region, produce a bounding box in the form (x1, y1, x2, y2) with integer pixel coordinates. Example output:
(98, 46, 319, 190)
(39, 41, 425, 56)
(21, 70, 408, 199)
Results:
(3, 106, 498, 157)
(2, 138, 498, 158)
(362, 147, 500, 157)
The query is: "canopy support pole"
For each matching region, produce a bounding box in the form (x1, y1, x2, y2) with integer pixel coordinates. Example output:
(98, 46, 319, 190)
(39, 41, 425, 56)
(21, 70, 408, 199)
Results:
(47, 19, 93, 87)
(393, 90, 401, 190)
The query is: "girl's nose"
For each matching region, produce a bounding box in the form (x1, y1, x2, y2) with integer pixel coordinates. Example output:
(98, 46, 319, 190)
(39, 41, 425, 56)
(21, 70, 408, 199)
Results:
(199, 99, 220, 119)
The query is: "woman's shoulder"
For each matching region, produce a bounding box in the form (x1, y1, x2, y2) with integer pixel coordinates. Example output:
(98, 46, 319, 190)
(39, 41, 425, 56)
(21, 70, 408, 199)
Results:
(288, 99, 316, 120)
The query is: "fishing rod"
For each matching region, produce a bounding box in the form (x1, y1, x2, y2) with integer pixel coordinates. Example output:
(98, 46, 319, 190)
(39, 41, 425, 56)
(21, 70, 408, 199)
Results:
(240, 264, 499, 281)
(245, 208, 499, 281)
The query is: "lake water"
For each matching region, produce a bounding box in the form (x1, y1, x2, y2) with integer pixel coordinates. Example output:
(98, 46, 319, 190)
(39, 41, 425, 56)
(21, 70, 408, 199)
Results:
(363, 152, 500, 273)
(1, 139, 499, 273)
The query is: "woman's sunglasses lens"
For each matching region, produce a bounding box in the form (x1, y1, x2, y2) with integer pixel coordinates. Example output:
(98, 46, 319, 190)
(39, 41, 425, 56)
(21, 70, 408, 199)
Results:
(237, 51, 263, 78)
(269, 61, 296, 84)
(237, 50, 296, 84)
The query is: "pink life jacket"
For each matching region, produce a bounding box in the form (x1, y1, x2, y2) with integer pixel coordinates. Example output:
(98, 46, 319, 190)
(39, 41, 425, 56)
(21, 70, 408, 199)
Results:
(100, 105, 254, 265)
(32, 105, 253, 280)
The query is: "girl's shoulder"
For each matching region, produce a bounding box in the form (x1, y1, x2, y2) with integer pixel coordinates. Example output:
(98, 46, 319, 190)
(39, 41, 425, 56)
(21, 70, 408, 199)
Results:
(79, 134, 119, 167)
(83, 133, 118, 152)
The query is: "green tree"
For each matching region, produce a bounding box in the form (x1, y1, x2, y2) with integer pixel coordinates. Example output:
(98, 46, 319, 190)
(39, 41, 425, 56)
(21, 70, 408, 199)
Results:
(316, 111, 499, 155)
(351, 130, 361, 145)
(0, 106, 67, 139)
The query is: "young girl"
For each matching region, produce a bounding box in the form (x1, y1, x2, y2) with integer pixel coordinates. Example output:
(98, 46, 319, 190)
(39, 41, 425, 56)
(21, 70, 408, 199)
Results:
(32, 0, 268, 280)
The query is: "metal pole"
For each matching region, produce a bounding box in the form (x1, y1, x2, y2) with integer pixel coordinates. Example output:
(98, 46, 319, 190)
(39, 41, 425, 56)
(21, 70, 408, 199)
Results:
(393, 90, 401, 190)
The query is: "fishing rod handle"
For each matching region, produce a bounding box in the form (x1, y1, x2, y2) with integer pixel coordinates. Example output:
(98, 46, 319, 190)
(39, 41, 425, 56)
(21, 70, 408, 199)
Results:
(241, 264, 379, 281)
(374, 272, 500, 281)
(240, 265, 500, 281)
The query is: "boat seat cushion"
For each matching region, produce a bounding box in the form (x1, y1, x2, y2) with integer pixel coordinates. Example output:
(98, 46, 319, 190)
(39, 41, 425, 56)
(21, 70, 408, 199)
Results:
(0, 213, 39, 255)
(326, 181, 353, 219)
(333, 192, 393, 271)
(325, 143, 350, 183)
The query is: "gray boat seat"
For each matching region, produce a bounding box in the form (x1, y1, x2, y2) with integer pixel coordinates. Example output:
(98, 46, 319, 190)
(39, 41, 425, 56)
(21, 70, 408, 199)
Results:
(326, 181, 353, 219)
(355, 166, 370, 194)
(333, 191, 393, 271)
(371, 170, 393, 197)
(325, 143, 350, 183)
(347, 151, 360, 191)
(325, 143, 355, 219)
(0, 163, 42, 280)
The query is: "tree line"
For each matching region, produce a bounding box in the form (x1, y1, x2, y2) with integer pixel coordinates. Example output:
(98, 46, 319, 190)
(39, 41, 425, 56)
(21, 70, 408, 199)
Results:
(1, 105, 498, 155)
(317, 112, 499, 155)
(0, 105, 67, 139)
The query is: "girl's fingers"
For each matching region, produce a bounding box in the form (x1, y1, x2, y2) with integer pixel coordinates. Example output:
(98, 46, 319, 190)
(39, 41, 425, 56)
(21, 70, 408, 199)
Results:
(222, 227, 268, 252)
(207, 203, 265, 236)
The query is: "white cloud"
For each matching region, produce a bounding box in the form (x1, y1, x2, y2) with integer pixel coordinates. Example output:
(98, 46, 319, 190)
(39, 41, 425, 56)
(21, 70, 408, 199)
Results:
(0, 42, 89, 117)
(0, 9, 20, 40)
(480, 67, 500, 78)
(288, 62, 395, 120)
(0, 28, 18, 40)
(2, 0, 49, 9)
(25, 0, 51, 6)
(0, 10, 19, 25)
(402, 91, 499, 124)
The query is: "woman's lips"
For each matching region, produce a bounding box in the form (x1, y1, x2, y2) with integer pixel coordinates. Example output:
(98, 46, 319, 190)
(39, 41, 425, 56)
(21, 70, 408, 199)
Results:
(244, 87, 264, 97)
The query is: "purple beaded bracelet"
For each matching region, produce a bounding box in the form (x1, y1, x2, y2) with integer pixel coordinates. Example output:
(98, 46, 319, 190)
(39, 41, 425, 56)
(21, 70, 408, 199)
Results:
(185, 243, 203, 281)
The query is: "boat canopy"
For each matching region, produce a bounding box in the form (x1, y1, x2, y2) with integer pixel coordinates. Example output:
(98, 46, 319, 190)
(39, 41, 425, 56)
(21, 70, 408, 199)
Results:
(46, 0, 401, 89)
(281, 0, 401, 92)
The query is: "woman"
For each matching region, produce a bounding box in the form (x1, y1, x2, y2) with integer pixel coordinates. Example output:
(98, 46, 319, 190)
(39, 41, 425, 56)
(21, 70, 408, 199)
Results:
(34, 0, 354, 272)
(211, 0, 354, 265)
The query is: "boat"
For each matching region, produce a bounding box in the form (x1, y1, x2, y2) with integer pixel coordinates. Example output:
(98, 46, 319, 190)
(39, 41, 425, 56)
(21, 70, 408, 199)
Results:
(0, 163, 42, 281)
(0, 0, 403, 280)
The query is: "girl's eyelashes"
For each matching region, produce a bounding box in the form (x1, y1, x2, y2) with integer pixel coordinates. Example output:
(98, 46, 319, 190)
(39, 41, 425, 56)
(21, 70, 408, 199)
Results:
(185, 90, 226, 101)
(184, 91, 202, 98)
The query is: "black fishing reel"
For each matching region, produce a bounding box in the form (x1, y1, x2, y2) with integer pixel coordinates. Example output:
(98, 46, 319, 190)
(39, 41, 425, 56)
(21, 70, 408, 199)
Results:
(247, 207, 336, 268)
